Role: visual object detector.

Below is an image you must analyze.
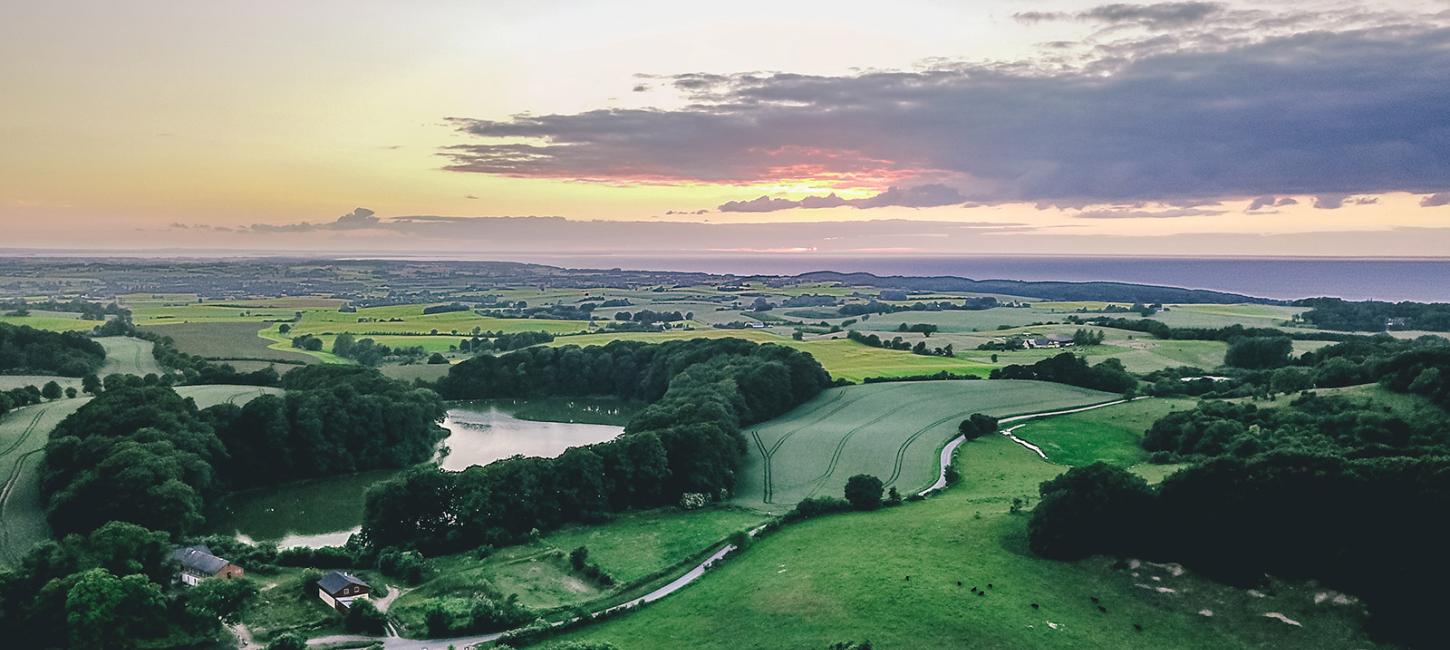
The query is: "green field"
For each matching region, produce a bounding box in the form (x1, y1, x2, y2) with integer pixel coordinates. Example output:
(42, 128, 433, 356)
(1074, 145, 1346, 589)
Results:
(0, 398, 87, 564)
(390, 506, 767, 631)
(0, 375, 82, 392)
(735, 381, 1118, 510)
(173, 384, 284, 409)
(289, 306, 589, 337)
(1011, 398, 1197, 467)
(142, 321, 315, 364)
(96, 336, 163, 376)
(0, 310, 100, 332)
(547, 434, 1381, 650)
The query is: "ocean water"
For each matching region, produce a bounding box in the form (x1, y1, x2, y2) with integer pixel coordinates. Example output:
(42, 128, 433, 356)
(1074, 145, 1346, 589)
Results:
(512, 255, 1450, 302)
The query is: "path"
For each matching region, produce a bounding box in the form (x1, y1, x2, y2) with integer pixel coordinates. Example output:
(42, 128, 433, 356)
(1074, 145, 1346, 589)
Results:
(309, 542, 744, 649)
(918, 397, 1137, 495)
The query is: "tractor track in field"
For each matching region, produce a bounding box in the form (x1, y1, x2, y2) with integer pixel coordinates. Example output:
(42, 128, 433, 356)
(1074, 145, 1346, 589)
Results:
(803, 392, 947, 500)
(0, 409, 46, 459)
(883, 411, 966, 488)
(754, 385, 909, 504)
(0, 448, 47, 563)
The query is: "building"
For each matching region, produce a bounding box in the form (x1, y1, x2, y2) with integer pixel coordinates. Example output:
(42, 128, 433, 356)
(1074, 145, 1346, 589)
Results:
(318, 571, 372, 612)
(171, 545, 244, 586)
(1025, 335, 1076, 349)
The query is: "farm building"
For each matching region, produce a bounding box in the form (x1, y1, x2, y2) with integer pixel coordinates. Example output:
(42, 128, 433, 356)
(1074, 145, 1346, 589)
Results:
(1025, 335, 1075, 349)
(318, 570, 372, 612)
(171, 545, 244, 586)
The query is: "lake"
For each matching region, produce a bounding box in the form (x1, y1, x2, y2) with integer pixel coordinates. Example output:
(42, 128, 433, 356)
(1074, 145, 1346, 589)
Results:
(209, 399, 632, 548)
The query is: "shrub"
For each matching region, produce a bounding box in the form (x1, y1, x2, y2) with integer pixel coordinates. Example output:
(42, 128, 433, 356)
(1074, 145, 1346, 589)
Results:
(790, 496, 851, 521)
(266, 633, 307, 650)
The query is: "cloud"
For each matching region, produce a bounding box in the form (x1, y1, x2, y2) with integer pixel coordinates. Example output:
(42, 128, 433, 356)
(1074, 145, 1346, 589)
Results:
(1074, 206, 1224, 219)
(1313, 195, 1378, 210)
(1016, 2, 1226, 29)
(246, 207, 382, 233)
(1422, 192, 1450, 207)
(716, 185, 967, 213)
(441, 20, 1450, 207)
(1247, 195, 1298, 211)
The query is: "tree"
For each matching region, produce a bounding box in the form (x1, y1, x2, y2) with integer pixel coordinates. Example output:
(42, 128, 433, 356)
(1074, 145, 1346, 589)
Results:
(82, 373, 102, 394)
(1224, 336, 1294, 369)
(1028, 463, 1155, 560)
(278, 323, 292, 334)
(65, 386, 78, 398)
(345, 599, 389, 634)
(844, 474, 884, 511)
(427, 352, 448, 364)
(42, 380, 63, 400)
(332, 332, 356, 357)
(958, 413, 1000, 440)
(65, 568, 167, 650)
(186, 577, 259, 624)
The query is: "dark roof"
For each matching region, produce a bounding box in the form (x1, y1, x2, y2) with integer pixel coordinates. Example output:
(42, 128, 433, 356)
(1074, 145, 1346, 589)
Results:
(318, 570, 370, 595)
(171, 545, 230, 574)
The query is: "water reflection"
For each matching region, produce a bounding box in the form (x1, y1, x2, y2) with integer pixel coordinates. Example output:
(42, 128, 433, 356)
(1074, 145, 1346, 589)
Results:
(210, 402, 625, 548)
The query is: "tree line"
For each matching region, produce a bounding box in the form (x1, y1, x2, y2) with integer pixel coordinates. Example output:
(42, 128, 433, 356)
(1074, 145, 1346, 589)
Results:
(40, 365, 447, 538)
(1296, 297, 1450, 332)
(363, 338, 832, 553)
(990, 353, 1138, 394)
(0, 322, 106, 377)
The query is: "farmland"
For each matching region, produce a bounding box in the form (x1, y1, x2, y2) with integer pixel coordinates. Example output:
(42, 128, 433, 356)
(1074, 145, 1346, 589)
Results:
(1009, 397, 1198, 468)
(96, 336, 163, 376)
(142, 321, 315, 364)
(734, 380, 1118, 510)
(0, 399, 86, 564)
(547, 427, 1382, 650)
(0, 310, 99, 333)
(388, 506, 767, 630)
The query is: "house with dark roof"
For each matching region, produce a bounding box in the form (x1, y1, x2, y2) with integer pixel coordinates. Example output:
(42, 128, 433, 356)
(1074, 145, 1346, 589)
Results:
(171, 545, 244, 586)
(317, 570, 372, 612)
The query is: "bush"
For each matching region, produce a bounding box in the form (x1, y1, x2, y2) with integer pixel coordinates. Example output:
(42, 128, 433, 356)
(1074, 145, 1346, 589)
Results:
(790, 496, 851, 521)
(377, 547, 429, 584)
(345, 599, 389, 634)
(844, 474, 884, 511)
(266, 633, 307, 650)
(1027, 463, 1155, 560)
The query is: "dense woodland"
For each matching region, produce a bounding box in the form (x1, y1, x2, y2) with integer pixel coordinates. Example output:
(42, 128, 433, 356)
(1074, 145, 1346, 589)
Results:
(363, 338, 832, 553)
(1297, 297, 1450, 332)
(990, 352, 1138, 393)
(40, 366, 446, 537)
(0, 323, 106, 376)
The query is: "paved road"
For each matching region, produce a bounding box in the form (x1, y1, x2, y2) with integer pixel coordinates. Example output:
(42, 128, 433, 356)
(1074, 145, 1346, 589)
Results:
(919, 398, 1135, 494)
(309, 544, 740, 649)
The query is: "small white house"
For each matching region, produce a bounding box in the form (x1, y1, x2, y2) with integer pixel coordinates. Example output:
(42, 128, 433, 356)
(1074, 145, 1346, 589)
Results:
(171, 545, 244, 586)
(317, 571, 372, 612)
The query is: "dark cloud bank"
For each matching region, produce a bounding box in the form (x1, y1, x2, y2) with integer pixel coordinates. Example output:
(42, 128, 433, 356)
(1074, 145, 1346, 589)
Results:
(442, 12, 1450, 208)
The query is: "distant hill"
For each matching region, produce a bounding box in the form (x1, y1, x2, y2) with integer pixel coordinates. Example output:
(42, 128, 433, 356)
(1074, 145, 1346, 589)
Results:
(783, 271, 1271, 304)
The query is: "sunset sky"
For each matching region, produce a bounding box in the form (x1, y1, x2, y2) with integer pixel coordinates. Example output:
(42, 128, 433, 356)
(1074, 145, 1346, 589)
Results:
(3, 1, 1449, 257)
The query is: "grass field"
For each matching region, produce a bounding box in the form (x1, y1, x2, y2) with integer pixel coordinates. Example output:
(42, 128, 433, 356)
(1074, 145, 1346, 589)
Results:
(96, 336, 163, 376)
(734, 380, 1118, 510)
(390, 506, 767, 631)
(0, 310, 100, 332)
(289, 306, 590, 337)
(1010, 398, 1197, 468)
(546, 434, 1382, 650)
(0, 398, 87, 564)
(142, 321, 315, 364)
(0, 375, 82, 392)
(173, 384, 284, 409)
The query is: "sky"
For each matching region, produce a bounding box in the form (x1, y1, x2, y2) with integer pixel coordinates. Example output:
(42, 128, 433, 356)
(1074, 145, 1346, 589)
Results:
(2, 1, 1449, 258)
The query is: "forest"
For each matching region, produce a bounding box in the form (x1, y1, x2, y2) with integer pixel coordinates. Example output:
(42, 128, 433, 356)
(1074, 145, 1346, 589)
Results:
(363, 338, 832, 553)
(0, 322, 106, 376)
(1297, 297, 1450, 332)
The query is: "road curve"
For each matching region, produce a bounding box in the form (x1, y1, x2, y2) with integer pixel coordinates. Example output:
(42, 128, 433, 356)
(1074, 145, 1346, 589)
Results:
(310, 543, 742, 649)
(918, 397, 1137, 495)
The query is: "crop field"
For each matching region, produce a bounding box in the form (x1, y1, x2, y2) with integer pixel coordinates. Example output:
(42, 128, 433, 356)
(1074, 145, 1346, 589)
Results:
(173, 384, 283, 409)
(142, 321, 315, 363)
(390, 506, 766, 628)
(0, 398, 87, 564)
(96, 336, 162, 376)
(550, 433, 1381, 650)
(0, 310, 99, 332)
(0, 375, 82, 392)
(1010, 397, 1197, 468)
(288, 306, 589, 337)
(734, 380, 1117, 510)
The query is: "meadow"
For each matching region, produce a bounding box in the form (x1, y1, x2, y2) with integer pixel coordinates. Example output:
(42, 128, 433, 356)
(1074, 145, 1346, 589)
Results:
(142, 321, 315, 364)
(0, 310, 99, 332)
(546, 432, 1383, 650)
(388, 506, 767, 630)
(1009, 397, 1197, 467)
(733, 380, 1118, 510)
(96, 336, 163, 376)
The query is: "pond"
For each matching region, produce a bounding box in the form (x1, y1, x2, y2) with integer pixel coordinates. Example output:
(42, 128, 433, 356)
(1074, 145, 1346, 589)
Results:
(207, 398, 635, 548)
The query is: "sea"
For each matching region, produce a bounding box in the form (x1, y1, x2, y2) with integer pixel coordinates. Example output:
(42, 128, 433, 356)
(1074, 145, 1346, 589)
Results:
(501, 255, 1450, 302)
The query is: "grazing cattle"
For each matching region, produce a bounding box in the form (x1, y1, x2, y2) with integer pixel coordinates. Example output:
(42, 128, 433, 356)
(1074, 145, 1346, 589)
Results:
(1098, 605, 1108, 613)
(1031, 603, 1040, 609)
(956, 581, 962, 587)
(1090, 596, 1100, 603)
(1133, 623, 1143, 632)
(987, 583, 994, 589)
